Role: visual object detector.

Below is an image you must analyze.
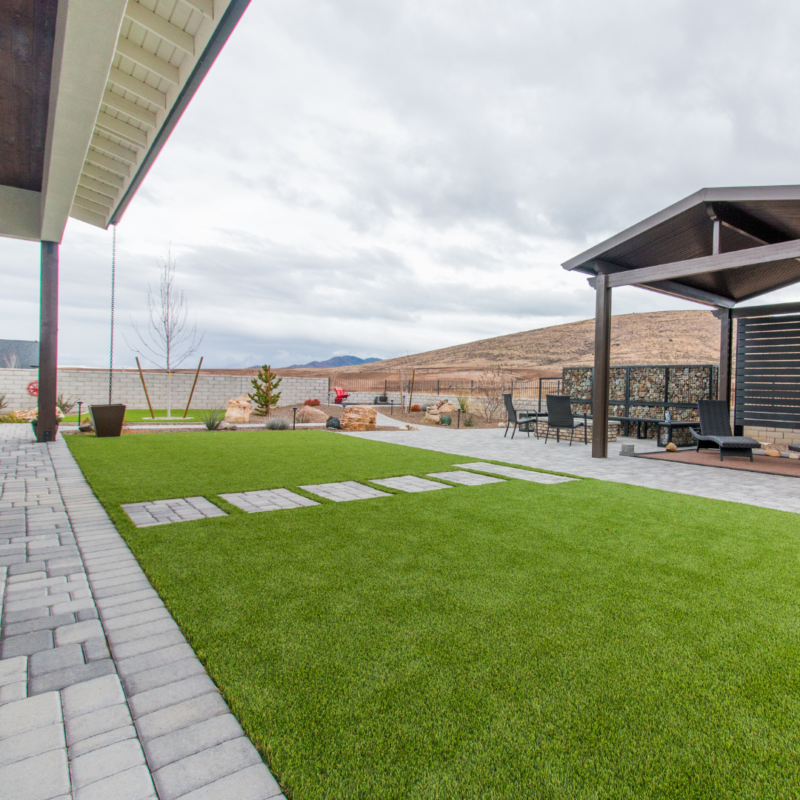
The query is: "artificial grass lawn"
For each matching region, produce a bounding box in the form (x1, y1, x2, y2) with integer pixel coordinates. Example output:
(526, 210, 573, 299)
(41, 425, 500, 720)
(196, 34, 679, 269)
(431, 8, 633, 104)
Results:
(62, 408, 215, 423)
(67, 432, 800, 799)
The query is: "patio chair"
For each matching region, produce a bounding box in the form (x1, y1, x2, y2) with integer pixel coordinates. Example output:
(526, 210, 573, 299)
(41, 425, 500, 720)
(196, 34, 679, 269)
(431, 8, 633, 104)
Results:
(544, 394, 587, 445)
(333, 387, 350, 404)
(503, 393, 538, 439)
(690, 400, 760, 461)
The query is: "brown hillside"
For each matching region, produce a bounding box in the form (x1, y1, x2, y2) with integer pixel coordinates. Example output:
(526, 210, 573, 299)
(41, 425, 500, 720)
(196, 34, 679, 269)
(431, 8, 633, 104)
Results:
(277, 310, 720, 381)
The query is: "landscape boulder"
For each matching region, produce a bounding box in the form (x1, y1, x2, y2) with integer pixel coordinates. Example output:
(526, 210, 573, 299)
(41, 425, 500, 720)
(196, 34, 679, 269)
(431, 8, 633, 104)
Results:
(765, 449, 781, 457)
(296, 405, 328, 424)
(665, 442, 679, 452)
(224, 395, 252, 424)
(341, 406, 377, 431)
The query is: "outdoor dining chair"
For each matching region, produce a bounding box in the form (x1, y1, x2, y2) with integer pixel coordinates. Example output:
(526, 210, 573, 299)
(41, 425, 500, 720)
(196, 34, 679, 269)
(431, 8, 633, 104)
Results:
(690, 400, 760, 461)
(502, 393, 538, 439)
(544, 394, 587, 445)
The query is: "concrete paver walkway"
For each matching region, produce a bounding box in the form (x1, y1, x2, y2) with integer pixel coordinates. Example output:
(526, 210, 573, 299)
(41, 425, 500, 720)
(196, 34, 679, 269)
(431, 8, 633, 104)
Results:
(0, 425, 284, 800)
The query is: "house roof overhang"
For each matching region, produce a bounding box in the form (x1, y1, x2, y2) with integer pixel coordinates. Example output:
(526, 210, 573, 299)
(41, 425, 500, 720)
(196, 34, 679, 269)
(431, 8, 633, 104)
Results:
(561, 186, 800, 308)
(0, 0, 250, 244)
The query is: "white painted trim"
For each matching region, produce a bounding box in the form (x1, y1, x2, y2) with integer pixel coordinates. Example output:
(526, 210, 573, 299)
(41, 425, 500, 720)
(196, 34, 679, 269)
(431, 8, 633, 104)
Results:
(0, 186, 42, 241)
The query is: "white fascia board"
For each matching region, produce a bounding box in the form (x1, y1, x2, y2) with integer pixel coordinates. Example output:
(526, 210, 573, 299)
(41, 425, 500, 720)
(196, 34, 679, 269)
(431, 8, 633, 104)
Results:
(39, 0, 128, 242)
(0, 186, 42, 241)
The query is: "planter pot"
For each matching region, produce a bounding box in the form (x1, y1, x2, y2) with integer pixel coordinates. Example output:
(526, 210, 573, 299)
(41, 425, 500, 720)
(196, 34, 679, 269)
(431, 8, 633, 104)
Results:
(30, 421, 59, 440)
(89, 404, 126, 438)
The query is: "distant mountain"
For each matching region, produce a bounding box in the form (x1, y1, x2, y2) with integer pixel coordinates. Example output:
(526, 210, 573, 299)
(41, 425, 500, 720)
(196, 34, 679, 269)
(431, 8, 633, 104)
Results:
(284, 355, 382, 369)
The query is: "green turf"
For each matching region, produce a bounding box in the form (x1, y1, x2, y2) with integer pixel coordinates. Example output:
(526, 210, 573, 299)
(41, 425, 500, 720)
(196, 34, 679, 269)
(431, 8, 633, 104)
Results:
(67, 432, 800, 800)
(62, 408, 216, 423)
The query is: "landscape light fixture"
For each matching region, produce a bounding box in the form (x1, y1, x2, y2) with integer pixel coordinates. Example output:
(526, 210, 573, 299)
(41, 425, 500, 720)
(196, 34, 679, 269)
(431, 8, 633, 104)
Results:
(292, 407, 298, 430)
(77, 401, 83, 423)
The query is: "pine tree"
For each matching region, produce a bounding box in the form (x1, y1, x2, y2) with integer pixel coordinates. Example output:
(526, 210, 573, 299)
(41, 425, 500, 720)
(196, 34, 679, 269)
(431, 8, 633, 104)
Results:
(248, 365, 282, 416)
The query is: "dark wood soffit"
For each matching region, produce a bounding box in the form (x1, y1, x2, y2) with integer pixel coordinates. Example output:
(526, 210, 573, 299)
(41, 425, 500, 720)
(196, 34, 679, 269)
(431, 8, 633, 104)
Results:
(0, 0, 58, 192)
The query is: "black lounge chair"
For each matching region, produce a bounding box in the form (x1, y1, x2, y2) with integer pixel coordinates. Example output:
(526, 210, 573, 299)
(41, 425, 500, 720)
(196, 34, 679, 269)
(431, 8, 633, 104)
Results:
(690, 400, 760, 461)
(544, 394, 587, 445)
(503, 393, 538, 439)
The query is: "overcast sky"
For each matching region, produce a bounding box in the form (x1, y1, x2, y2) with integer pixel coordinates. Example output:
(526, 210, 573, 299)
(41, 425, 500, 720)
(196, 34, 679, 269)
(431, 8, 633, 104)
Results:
(3, 0, 800, 368)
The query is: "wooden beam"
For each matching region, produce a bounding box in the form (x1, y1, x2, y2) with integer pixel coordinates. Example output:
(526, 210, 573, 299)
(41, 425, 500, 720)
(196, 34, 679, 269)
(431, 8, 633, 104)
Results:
(75, 185, 114, 208)
(79, 175, 119, 201)
(116, 37, 180, 85)
(102, 89, 158, 127)
(70, 204, 107, 229)
(605, 239, 800, 289)
(592, 273, 612, 458)
(85, 148, 132, 179)
(718, 309, 732, 405)
(180, 0, 213, 19)
(708, 202, 792, 246)
(108, 67, 167, 109)
(81, 163, 126, 189)
(73, 191, 112, 216)
(96, 111, 149, 147)
(125, 1, 195, 54)
(91, 133, 139, 164)
(730, 301, 800, 319)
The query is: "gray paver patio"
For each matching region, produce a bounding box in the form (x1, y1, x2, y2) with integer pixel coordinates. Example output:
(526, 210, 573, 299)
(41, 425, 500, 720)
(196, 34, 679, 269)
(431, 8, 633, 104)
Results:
(300, 481, 391, 502)
(370, 476, 452, 493)
(219, 489, 318, 513)
(426, 471, 505, 486)
(453, 462, 577, 485)
(0, 425, 285, 800)
(121, 497, 226, 528)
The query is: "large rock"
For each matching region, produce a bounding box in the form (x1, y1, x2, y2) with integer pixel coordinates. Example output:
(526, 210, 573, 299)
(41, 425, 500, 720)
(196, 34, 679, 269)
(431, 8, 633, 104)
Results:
(438, 402, 457, 414)
(341, 406, 377, 431)
(296, 405, 328, 424)
(224, 395, 252, 424)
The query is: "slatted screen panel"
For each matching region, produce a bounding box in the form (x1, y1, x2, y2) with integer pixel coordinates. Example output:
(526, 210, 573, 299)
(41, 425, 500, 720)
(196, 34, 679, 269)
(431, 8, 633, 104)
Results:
(735, 314, 800, 430)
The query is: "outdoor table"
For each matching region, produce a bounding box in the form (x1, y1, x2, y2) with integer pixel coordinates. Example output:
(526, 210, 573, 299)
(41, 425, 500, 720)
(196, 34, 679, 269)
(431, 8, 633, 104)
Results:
(608, 416, 699, 447)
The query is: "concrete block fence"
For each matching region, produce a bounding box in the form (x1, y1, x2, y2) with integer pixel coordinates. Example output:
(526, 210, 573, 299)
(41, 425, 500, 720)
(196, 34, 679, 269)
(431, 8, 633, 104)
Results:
(0, 369, 328, 412)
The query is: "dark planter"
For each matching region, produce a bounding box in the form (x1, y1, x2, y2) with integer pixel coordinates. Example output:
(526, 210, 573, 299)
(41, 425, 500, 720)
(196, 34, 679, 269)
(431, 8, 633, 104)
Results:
(90, 404, 126, 438)
(31, 421, 59, 440)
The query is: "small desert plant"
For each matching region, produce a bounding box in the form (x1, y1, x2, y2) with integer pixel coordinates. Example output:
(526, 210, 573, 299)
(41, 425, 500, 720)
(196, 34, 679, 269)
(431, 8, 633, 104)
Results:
(439, 414, 452, 426)
(265, 418, 289, 430)
(304, 398, 321, 406)
(410, 404, 421, 412)
(199, 407, 225, 430)
(463, 414, 475, 427)
(0, 393, 7, 413)
(56, 393, 76, 416)
(248, 365, 282, 416)
(326, 416, 341, 429)
(0, 413, 26, 423)
(456, 395, 472, 413)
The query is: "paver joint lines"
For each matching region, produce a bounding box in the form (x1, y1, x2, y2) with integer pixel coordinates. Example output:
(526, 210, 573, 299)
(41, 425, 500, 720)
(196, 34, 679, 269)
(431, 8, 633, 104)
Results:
(371, 475, 452, 493)
(121, 496, 227, 528)
(220, 488, 318, 513)
(300, 481, 391, 502)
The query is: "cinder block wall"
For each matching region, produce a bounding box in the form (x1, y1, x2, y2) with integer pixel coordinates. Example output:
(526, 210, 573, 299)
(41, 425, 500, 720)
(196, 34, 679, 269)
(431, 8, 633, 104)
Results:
(0, 369, 328, 411)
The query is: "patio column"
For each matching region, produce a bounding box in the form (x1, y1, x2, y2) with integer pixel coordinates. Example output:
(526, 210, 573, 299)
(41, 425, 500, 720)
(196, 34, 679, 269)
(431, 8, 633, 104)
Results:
(592, 272, 612, 458)
(37, 241, 59, 443)
(718, 308, 733, 406)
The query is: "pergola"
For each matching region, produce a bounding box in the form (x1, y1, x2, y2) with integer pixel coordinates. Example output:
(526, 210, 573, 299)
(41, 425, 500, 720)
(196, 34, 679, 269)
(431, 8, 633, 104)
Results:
(1, 0, 250, 441)
(562, 186, 800, 458)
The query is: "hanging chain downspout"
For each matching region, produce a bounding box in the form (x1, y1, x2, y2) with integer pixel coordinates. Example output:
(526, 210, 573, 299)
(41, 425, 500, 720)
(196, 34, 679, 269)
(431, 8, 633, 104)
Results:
(109, 225, 116, 404)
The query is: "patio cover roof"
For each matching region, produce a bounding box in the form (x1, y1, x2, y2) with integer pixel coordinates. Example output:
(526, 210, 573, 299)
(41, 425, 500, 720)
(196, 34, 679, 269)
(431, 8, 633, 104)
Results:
(561, 186, 800, 308)
(0, 0, 249, 243)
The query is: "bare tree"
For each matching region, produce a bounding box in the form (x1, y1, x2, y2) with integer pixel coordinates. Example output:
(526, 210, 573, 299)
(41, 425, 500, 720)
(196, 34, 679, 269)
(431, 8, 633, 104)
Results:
(478, 370, 512, 422)
(126, 249, 204, 418)
(3, 352, 20, 369)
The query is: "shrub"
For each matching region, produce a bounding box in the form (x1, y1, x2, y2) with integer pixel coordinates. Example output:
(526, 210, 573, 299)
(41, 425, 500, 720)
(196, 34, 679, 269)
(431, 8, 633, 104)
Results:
(463, 414, 475, 427)
(56, 393, 76, 416)
(265, 418, 289, 430)
(248, 365, 282, 416)
(326, 416, 341, 429)
(199, 407, 225, 430)
(439, 414, 451, 426)
(0, 394, 7, 413)
(456, 395, 472, 413)
(410, 404, 421, 412)
(304, 398, 321, 406)
(0, 413, 26, 424)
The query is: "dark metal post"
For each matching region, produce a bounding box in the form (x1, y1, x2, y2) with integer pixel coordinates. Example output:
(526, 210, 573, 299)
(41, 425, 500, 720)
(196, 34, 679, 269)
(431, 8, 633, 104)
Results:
(292, 407, 297, 430)
(38, 242, 59, 443)
(592, 272, 612, 458)
(718, 308, 733, 406)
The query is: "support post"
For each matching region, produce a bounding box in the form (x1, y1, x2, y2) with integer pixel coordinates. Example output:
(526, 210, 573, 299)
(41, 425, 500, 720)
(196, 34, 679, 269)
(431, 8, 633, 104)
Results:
(183, 357, 203, 418)
(718, 308, 733, 405)
(136, 357, 155, 419)
(37, 242, 59, 443)
(592, 272, 612, 458)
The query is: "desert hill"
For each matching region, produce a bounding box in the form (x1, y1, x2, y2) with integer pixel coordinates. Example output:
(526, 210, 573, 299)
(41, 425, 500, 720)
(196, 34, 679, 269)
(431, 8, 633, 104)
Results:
(277, 311, 720, 381)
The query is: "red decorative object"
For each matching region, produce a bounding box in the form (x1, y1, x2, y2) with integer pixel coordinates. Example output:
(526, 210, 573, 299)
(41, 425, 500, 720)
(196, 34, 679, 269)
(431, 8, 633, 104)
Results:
(410, 404, 421, 412)
(304, 398, 321, 406)
(333, 387, 350, 404)
(27, 381, 39, 397)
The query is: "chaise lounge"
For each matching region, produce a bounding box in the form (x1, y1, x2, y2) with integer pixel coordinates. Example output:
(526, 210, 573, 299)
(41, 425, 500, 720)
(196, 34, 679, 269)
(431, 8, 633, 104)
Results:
(690, 400, 760, 461)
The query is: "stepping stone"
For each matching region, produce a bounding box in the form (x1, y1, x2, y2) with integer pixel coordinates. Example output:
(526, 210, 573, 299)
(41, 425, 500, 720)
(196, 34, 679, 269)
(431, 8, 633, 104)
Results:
(370, 476, 451, 493)
(219, 489, 318, 513)
(452, 463, 576, 485)
(426, 471, 505, 486)
(301, 481, 391, 502)
(121, 497, 226, 528)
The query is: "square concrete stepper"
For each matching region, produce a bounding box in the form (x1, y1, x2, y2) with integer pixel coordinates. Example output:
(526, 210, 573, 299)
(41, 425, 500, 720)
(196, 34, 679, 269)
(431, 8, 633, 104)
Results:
(299, 481, 391, 502)
(452, 463, 576, 485)
(121, 497, 227, 528)
(426, 471, 506, 486)
(370, 476, 452, 493)
(219, 488, 319, 513)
